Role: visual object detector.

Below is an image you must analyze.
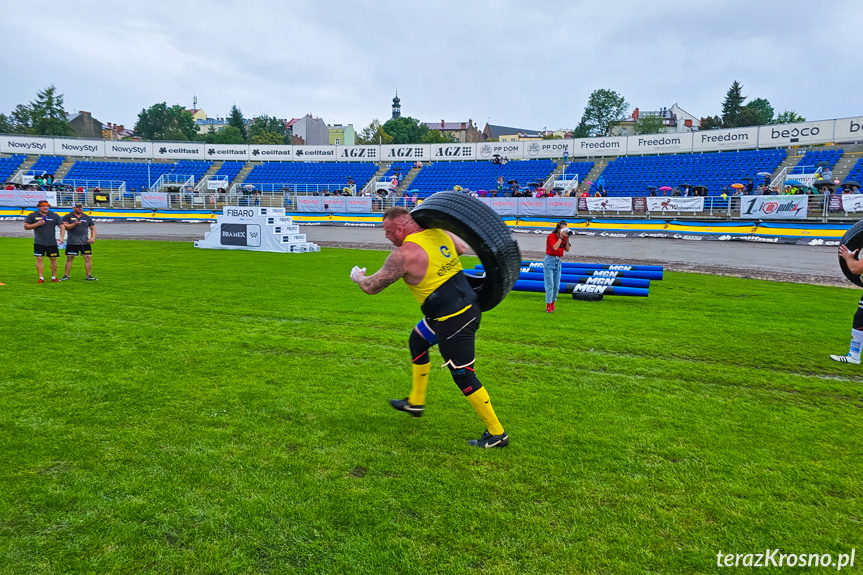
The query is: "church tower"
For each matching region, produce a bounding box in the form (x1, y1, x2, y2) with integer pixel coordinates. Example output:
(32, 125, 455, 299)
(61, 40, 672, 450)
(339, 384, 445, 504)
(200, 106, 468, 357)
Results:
(391, 91, 401, 120)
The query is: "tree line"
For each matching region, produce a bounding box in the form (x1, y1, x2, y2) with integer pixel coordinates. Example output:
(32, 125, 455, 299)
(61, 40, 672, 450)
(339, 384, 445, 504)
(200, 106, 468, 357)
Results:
(2, 83, 807, 145)
(573, 81, 805, 138)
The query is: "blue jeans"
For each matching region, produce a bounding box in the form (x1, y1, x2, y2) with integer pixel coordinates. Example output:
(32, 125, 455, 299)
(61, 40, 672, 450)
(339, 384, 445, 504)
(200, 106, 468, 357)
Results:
(543, 255, 562, 304)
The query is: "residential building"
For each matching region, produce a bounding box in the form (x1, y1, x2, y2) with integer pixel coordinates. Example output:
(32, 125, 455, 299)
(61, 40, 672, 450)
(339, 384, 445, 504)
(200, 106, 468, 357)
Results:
(329, 124, 356, 146)
(423, 119, 482, 143)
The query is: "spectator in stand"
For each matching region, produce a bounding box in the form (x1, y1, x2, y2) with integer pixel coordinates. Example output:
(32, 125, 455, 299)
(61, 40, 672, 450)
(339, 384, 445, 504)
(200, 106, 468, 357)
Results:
(823, 167, 833, 181)
(497, 176, 504, 196)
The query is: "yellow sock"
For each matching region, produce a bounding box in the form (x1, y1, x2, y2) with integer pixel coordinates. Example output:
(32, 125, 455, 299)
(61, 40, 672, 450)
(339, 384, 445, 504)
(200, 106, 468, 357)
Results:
(408, 363, 430, 406)
(466, 387, 504, 435)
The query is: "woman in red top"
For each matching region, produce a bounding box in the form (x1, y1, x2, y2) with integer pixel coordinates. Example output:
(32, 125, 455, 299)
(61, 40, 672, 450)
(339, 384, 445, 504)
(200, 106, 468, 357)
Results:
(544, 220, 571, 312)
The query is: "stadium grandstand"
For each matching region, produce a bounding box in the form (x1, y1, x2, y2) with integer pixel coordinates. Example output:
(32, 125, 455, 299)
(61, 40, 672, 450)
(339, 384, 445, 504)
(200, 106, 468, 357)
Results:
(409, 159, 557, 197)
(791, 150, 843, 174)
(213, 161, 245, 185)
(0, 154, 26, 182)
(242, 161, 378, 193)
(597, 149, 787, 196)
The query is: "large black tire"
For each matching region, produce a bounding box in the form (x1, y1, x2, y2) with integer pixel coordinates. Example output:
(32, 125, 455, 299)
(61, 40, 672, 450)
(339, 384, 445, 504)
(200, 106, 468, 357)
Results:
(839, 220, 863, 287)
(411, 191, 521, 311)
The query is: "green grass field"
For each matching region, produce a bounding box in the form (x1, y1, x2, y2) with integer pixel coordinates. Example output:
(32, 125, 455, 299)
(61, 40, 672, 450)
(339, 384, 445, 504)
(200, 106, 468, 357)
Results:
(1, 237, 861, 574)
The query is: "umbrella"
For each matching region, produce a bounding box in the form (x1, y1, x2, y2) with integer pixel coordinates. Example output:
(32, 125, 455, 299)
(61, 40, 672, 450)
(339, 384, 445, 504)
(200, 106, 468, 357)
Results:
(730, 183, 745, 189)
(784, 180, 803, 186)
(658, 186, 672, 191)
(678, 183, 692, 188)
(506, 179, 518, 184)
(692, 185, 708, 193)
(816, 161, 832, 168)
(811, 180, 834, 188)
(757, 171, 772, 177)
(834, 179, 841, 184)
(741, 177, 753, 182)
(453, 185, 463, 191)
(243, 184, 255, 191)
(841, 180, 861, 188)
(645, 185, 657, 191)
(492, 154, 501, 158)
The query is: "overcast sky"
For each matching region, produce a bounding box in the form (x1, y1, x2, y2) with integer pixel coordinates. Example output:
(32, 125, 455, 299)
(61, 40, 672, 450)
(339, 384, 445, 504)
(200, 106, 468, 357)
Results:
(2, 0, 860, 133)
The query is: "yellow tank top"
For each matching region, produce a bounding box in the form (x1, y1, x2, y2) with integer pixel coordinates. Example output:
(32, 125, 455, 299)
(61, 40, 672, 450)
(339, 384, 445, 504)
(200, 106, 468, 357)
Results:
(402, 228, 464, 305)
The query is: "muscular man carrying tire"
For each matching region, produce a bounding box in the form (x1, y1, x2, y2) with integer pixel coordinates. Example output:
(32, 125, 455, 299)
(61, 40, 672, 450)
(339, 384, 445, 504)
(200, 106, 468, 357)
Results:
(350, 207, 509, 448)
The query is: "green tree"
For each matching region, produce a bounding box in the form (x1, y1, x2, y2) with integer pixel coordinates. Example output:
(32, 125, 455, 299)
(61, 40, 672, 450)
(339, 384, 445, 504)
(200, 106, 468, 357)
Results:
(774, 110, 806, 124)
(9, 85, 74, 136)
(633, 114, 666, 135)
(577, 89, 629, 137)
(745, 98, 774, 126)
(542, 133, 564, 140)
(228, 105, 248, 143)
(721, 81, 746, 128)
(382, 116, 428, 144)
(250, 115, 288, 145)
(421, 129, 457, 143)
(30, 85, 74, 136)
(0, 113, 12, 133)
(572, 117, 591, 138)
(735, 107, 762, 128)
(356, 119, 393, 145)
(202, 125, 246, 145)
(135, 103, 198, 141)
(699, 115, 723, 130)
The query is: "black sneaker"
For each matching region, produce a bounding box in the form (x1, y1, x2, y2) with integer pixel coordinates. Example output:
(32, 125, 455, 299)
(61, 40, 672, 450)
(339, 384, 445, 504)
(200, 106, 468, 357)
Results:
(86, 275, 98, 281)
(389, 398, 424, 417)
(59, 275, 70, 281)
(468, 429, 509, 448)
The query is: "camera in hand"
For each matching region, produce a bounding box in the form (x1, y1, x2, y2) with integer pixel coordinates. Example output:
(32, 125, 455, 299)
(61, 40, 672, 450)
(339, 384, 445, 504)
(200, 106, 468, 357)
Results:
(564, 229, 574, 236)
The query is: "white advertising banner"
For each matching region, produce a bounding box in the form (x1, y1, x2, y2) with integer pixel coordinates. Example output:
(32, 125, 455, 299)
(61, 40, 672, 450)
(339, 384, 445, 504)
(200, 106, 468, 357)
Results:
(833, 194, 863, 213)
(1, 135, 53, 155)
(758, 120, 833, 147)
(517, 197, 547, 216)
(646, 197, 704, 212)
(628, 132, 694, 155)
(477, 142, 525, 160)
(337, 145, 380, 162)
(694, 127, 759, 152)
(0, 189, 16, 205)
(582, 197, 633, 211)
(296, 196, 325, 212)
(106, 141, 153, 159)
(55, 138, 104, 157)
(293, 145, 338, 161)
(154, 141, 206, 160)
(430, 143, 477, 161)
(525, 140, 572, 159)
(785, 173, 819, 187)
(487, 197, 518, 216)
(250, 144, 293, 161)
(141, 192, 169, 208)
(343, 196, 373, 212)
(205, 144, 249, 161)
(381, 144, 431, 161)
(15, 190, 48, 206)
(322, 197, 346, 211)
(833, 116, 863, 142)
(572, 136, 626, 157)
(739, 195, 808, 219)
(546, 197, 578, 216)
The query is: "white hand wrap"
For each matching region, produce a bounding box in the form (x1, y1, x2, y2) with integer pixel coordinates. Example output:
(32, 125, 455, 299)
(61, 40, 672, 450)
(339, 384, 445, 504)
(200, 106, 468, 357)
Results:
(350, 266, 366, 283)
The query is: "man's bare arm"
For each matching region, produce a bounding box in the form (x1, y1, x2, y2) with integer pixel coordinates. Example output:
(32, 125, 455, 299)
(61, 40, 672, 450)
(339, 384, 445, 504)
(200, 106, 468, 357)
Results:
(358, 249, 406, 294)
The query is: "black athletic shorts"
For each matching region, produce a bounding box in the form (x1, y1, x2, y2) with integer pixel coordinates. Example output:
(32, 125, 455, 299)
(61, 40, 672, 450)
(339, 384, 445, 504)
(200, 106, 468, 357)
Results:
(425, 304, 481, 369)
(65, 244, 92, 256)
(34, 243, 59, 258)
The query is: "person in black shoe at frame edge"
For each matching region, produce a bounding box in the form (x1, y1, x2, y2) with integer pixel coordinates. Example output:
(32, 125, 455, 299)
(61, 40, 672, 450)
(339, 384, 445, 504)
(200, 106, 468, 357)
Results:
(350, 206, 509, 448)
